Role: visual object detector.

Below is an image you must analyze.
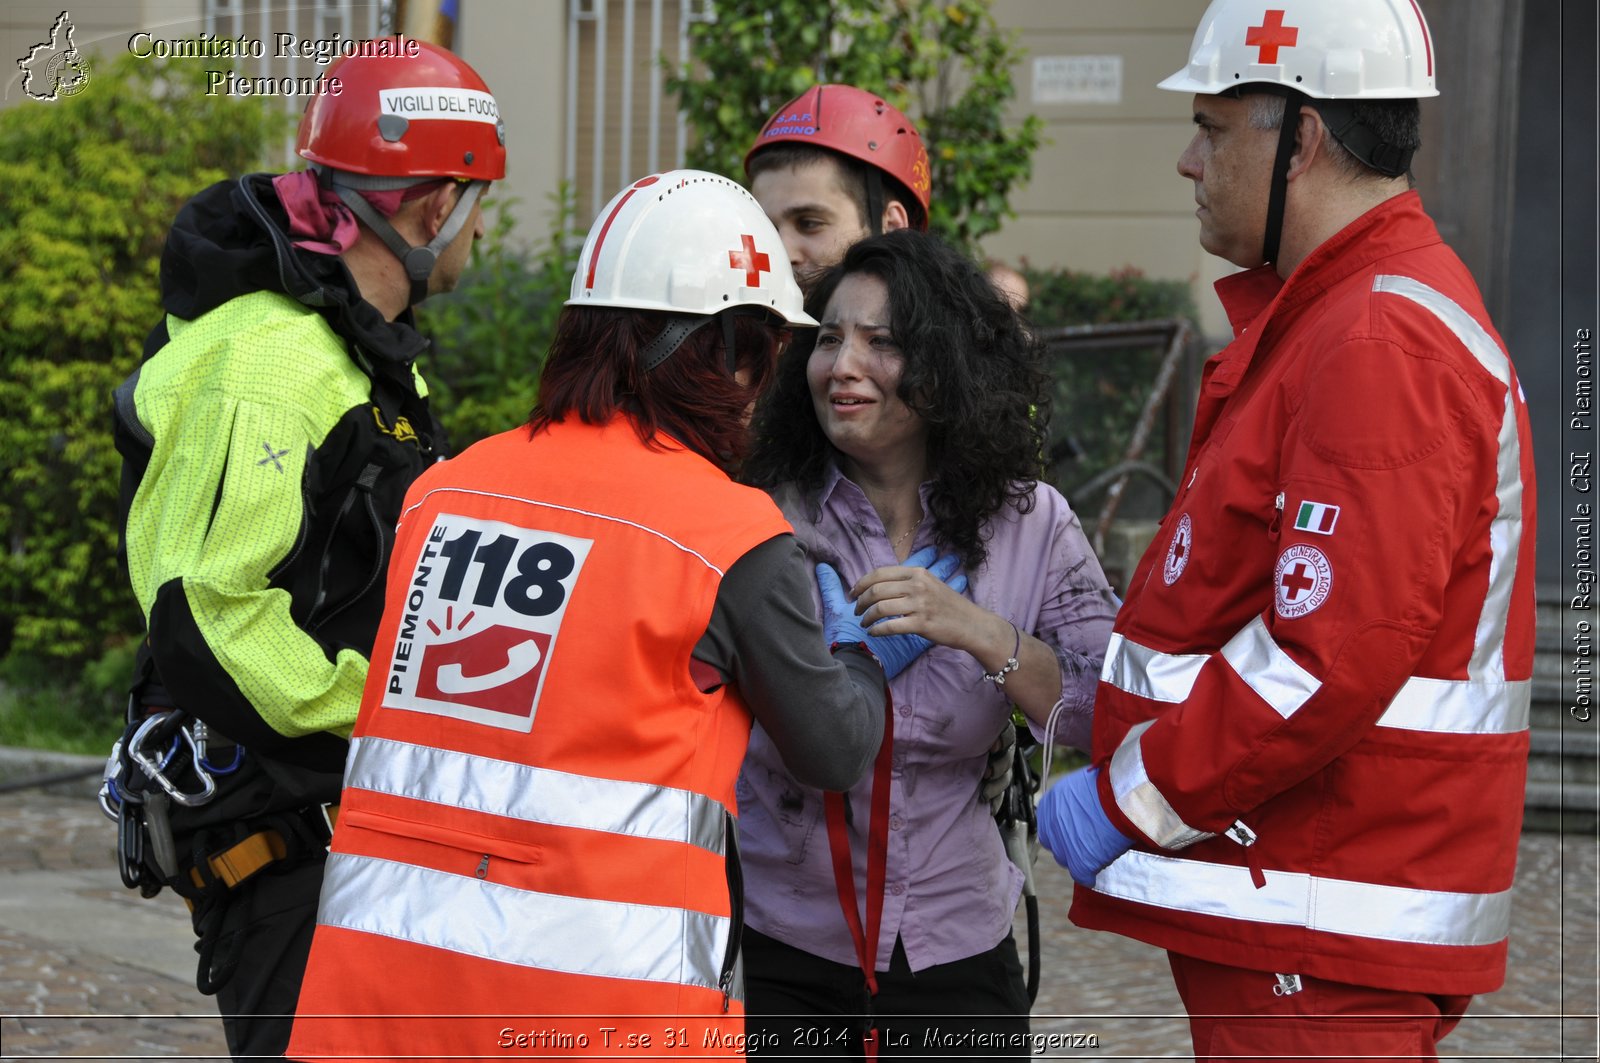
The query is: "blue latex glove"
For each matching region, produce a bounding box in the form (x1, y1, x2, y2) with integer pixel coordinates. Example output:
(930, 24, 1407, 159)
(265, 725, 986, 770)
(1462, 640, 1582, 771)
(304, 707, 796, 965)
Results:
(1036, 766, 1134, 886)
(900, 546, 969, 600)
(816, 549, 966, 680)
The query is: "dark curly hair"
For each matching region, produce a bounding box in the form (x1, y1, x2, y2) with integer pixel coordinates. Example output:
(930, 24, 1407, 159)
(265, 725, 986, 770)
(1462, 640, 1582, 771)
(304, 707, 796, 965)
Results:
(741, 228, 1051, 568)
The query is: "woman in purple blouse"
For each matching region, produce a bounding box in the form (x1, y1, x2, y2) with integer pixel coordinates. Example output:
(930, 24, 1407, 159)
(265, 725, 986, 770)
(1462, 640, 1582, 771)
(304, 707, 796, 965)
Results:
(737, 229, 1120, 1056)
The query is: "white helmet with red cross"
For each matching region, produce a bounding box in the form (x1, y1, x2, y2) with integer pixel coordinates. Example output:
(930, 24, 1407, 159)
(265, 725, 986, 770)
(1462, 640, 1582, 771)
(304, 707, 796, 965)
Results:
(568, 170, 815, 329)
(1158, 0, 1439, 100)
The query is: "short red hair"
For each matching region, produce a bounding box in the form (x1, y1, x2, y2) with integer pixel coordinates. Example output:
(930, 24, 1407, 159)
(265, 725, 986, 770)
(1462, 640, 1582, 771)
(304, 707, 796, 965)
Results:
(529, 306, 784, 469)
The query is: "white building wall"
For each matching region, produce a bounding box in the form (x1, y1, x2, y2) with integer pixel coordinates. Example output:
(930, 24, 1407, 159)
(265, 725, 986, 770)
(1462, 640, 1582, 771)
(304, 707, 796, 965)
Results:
(981, 0, 1230, 338)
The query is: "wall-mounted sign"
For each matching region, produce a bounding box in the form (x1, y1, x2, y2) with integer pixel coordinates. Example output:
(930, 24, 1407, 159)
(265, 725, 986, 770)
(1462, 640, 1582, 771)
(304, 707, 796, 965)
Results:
(1032, 55, 1124, 105)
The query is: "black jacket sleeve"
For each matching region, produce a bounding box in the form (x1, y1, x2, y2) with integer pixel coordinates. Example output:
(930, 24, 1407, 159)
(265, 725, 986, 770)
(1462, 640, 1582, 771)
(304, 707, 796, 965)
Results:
(693, 534, 885, 791)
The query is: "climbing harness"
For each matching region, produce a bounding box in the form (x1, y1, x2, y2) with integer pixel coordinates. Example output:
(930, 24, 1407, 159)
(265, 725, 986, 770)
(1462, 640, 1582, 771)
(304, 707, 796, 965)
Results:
(98, 701, 335, 995)
(99, 704, 224, 894)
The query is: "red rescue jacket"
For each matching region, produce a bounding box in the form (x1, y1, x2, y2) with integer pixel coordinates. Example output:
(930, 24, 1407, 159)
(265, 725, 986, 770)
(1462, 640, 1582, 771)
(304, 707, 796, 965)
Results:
(1071, 192, 1537, 995)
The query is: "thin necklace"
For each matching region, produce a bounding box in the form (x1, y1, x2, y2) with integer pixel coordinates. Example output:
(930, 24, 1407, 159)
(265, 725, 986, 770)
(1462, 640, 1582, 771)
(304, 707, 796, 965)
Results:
(891, 516, 923, 549)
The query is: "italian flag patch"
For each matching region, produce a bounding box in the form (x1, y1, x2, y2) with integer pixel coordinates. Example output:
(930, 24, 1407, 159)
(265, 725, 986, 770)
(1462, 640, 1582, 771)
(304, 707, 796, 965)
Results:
(1293, 500, 1340, 535)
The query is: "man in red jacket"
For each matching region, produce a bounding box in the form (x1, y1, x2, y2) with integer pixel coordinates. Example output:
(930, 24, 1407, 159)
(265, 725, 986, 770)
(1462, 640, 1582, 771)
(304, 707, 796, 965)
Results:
(1035, 1, 1538, 1059)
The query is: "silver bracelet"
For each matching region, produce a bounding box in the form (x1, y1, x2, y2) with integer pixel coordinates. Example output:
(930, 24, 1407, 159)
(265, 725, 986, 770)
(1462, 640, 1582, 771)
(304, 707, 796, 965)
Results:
(982, 622, 1021, 687)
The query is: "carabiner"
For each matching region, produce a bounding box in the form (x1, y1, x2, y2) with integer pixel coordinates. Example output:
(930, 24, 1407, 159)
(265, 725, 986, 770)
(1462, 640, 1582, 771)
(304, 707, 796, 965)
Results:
(189, 718, 245, 776)
(98, 734, 128, 821)
(128, 711, 217, 807)
(117, 798, 145, 890)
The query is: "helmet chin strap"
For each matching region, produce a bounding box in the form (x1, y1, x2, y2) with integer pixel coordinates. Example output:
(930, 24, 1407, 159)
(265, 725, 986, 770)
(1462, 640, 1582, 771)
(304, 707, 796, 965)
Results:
(639, 314, 713, 372)
(324, 170, 488, 305)
(721, 312, 740, 376)
(1261, 88, 1306, 268)
(637, 311, 749, 376)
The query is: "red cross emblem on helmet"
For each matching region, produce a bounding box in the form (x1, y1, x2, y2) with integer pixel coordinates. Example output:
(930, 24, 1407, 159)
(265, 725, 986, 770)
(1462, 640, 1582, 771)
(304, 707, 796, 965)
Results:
(1158, 0, 1439, 101)
(729, 235, 771, 287)
(1245, 10, 1299, 64)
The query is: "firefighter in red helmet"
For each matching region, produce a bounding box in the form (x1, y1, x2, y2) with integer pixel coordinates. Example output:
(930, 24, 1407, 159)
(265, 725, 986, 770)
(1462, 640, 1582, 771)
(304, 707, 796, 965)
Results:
(107, 40, 503, 1060)
(295, 39, 505, 306)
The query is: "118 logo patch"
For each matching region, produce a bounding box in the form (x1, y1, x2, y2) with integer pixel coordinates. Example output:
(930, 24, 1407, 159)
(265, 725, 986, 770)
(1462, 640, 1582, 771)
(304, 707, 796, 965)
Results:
(383, 513, 592, 731)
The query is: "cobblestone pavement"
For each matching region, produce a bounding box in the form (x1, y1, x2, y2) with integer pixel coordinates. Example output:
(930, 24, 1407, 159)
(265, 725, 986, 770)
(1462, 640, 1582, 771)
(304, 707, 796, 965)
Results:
(0, 789, 1595, 1061)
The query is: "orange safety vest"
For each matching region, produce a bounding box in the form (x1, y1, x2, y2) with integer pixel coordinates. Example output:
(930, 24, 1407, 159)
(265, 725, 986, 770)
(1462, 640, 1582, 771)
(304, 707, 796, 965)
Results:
(289, 416, 790, 1062)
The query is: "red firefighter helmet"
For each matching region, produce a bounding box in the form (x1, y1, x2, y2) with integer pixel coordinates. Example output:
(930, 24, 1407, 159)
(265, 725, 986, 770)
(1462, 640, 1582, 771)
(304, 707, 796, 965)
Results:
(296, 39, 506, 182)
(744, 84, 931, 228)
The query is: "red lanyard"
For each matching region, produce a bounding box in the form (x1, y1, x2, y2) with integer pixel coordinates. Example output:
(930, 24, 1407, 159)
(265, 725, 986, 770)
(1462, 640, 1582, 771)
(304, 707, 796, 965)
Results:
(824, 696, 895, 1059)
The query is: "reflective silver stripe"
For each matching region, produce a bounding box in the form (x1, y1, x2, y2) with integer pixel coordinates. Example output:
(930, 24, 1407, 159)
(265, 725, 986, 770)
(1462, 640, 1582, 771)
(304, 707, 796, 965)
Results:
(1100, 633, 1208, 703)
(1105, 620, 1319, 720)
(1373, 278, 1510, 388)
(1374, 275, 1525, 683)
(1107, 631, 1530, 737)
(347, 737, 726, 855)
(1220, 615, 1321, 720)
(1376, 676, 1531, 735)
(319, 852, 728, 990)
(1108, 721, 1213, 849)
(1096, 849, 1511, 948)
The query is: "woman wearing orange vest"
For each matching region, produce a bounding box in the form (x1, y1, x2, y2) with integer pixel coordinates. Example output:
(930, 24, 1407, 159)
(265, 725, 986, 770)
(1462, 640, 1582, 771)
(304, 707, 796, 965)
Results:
(287, 171, 943, 1061)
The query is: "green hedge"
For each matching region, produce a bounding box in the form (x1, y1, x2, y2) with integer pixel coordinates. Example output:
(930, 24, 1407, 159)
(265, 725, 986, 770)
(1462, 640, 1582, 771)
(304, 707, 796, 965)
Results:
(668, 0, 1043, 251)
(417, 191, 578, 450)
(0, 55, 285, 675)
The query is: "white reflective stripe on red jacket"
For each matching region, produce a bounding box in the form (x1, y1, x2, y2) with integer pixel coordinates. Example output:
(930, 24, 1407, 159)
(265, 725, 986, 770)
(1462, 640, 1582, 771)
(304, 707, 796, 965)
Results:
(345, 736, 727, 854)
(1107, 720, 1213, 849)
(1095, 849, 1512, 948)
(1218, 615, 1320, 719)
(1099, 633, 1207, 703)
(1376, 676, 1530, 734)
(318, 852, 731, 990)
(1102, 630, 1531, 735)
(1373, 275, 1526, 683)
(1104, 624, 1531, 846)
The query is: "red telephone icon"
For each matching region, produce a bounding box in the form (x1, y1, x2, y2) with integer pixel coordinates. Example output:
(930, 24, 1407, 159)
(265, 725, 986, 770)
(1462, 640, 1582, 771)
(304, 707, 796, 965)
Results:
(415, 624, 552, 718)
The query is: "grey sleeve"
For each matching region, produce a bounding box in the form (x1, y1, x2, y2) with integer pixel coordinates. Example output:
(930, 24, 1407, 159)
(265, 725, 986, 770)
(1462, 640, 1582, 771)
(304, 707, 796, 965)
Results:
(693, 534, 885, 791)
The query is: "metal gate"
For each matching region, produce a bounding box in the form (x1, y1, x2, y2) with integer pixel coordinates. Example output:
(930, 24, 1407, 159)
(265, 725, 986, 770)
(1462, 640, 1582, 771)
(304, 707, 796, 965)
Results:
(565, 0, 711, 221)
